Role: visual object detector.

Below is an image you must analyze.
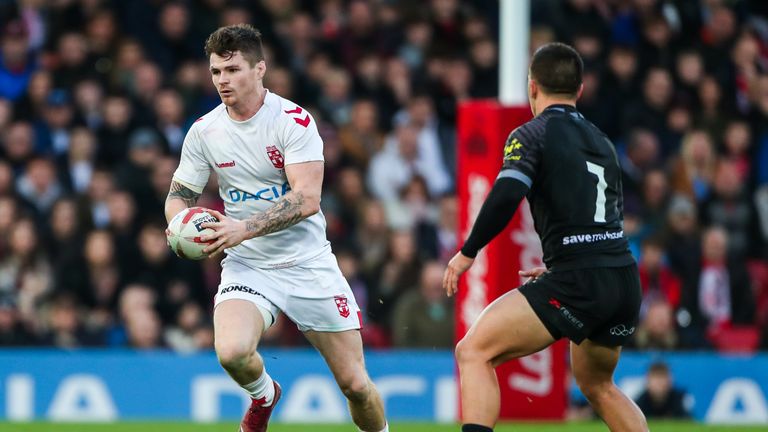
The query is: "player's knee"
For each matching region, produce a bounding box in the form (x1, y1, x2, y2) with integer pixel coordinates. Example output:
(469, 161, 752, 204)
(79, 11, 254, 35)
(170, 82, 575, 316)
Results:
(338, 375, 370, 403)
(455, 336, 483, 365)
(215, 340, 256, 371)
(578, 380, 612, 404)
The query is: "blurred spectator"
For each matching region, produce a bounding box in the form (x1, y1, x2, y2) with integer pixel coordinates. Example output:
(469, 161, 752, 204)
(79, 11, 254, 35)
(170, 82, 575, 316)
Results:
(3, 121, 36, 174)
(40, 292, 103, 348)
(620, 128, 660, 205)
(399, 19, 432, 71)
(682, 227, 754, 334)
(53, 32, 91, 89)
(357, 200, 390, 288)
(105, 190, 141, 277)
(0, 20, 36, 101)
(469, 36, 498, 98)
(700, 160, 760, 258)
(45, 197, 82, 266)
(326, 167, 367, 248)
(16, 156, 63, 222)
(694, 76, 729, 141)
(631, 298, 679, 351)
(368, 229, 422, 326)
(13, 68, 50, 121)
(318, 67, 353, 126)
(674, 49, 705, 106)
(638, 237, 682, 313)
(35, 88, 75, 156)
(57, 127, 96, 194)
(384, 175, 437, 232)
(392, 261, 454, 348)
(721, 120, 752, 184)
(670, 129, 716, 203)
(164, 301, 212, 353)
(126, 308, 164, 349)
(0, 161, 13, 196)
(96, 94, 134, 167)
(77, 230, 121, 311)
(0, 196, 19, 251)
(115, 127, 163, 219)
(635, 362, 691, 419)
(599, 45, 639, 139)
(0, 294, 38, 346)
(72, 79, 104, 129)
(368, 122, 451, 201)
(77, 168, 114, 229)
(131, 61, 164, 126)
(0, 217, 52, 324)
(623, 67, 673, 143)
(338, 99, 383, 168)
(0, 98, 11, 132)
(393, 94, 450, 179)
(663, 195, 700, 280)
(640, 168, 669, 235)
(151, 2, 201, 75)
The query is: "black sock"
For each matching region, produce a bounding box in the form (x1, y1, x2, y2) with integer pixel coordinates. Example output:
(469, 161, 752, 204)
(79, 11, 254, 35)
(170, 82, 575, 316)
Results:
(462, 424, 493, 432)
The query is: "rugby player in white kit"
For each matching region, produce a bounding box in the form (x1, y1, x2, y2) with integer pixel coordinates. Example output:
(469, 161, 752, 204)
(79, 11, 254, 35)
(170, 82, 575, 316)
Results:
(164, 24, 388, 432)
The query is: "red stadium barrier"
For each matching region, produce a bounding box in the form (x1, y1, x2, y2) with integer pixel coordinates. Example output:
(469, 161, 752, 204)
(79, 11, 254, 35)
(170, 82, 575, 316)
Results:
(456, 100, 568, 420)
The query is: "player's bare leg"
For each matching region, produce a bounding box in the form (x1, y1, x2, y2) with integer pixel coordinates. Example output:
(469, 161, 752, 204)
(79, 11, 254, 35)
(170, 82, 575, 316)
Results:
(215, 299, 280, 432)
(304, 329, 387, 432)
(571, 340, 648, 432)
(455, 289, 555, 428)
(214, 299, 267, 383)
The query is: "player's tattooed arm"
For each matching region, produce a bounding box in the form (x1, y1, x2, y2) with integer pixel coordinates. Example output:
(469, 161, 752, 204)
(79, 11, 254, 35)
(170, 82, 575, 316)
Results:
(244, 161, 323, 238)
(244, 191, 307, 237)
(167, 180, 202, 207)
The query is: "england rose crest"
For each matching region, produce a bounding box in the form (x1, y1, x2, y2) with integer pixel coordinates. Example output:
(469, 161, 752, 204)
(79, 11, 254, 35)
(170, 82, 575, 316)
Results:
(266, 145, 284, 169)
(334, 295, 350, 318)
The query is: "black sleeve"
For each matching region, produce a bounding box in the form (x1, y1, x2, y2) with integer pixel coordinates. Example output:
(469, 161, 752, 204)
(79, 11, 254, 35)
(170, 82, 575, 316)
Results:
(501, 120, 544, 181)
(460, 177, 530, 258)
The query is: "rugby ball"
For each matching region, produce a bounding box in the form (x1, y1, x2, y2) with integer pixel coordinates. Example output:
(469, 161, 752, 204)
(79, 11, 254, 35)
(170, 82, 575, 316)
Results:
(167, 207, 218, 260)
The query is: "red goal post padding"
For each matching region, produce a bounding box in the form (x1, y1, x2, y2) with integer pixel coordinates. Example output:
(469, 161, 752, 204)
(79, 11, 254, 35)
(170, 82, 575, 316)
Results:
(456, 100, 568, 420)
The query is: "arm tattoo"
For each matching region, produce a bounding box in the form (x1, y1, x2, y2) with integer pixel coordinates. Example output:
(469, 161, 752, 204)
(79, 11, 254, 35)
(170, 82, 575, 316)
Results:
(245, 191, 306, 237)
(167, 181, 201, 207)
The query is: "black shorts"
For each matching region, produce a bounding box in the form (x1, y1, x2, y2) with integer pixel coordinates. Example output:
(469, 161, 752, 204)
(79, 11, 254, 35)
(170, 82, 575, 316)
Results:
(518, 264, 641, 347)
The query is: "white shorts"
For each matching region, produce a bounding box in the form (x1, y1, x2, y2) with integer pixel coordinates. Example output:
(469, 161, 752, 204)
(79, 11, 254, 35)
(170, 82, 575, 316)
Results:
(214, 252, 362, 332)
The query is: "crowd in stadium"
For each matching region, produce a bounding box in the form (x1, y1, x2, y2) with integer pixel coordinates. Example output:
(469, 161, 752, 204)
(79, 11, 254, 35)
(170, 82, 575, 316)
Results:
(0, 0, 766, 353)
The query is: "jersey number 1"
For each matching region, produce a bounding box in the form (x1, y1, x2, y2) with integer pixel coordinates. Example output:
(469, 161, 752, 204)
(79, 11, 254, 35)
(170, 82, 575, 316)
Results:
(586, 161, 607, 223)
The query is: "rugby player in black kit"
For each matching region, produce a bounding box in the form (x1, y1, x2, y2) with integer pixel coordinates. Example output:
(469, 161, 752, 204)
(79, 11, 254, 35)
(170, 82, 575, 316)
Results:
(443, 43, 648, 432)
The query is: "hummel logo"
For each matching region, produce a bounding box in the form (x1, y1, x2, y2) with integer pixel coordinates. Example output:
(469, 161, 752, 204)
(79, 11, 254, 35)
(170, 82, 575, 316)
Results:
(216, 160, 235, 168)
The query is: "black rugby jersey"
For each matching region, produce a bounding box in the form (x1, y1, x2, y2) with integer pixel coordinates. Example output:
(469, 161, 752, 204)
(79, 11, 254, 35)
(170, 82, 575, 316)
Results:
(500, 104, 634, 270)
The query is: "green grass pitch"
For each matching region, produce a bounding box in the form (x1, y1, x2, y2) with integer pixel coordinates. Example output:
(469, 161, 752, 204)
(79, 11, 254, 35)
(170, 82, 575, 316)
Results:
(1, 422, 767, 432)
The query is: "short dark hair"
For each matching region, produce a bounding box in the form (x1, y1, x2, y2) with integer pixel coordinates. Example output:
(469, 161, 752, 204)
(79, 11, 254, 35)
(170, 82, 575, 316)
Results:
(530, 42, 583, 97)
(204, 24, 265, 66)
(648, 361, 670, 376)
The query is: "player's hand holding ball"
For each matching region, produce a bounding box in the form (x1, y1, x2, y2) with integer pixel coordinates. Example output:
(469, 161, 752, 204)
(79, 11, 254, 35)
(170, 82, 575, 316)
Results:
(167, 207, 220, 260)
(167, 207, 250, 260)
(197, 208, 250, 259)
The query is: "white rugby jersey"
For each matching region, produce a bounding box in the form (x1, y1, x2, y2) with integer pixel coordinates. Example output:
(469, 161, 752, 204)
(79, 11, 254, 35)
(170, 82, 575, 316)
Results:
(173, 90, 329, 268)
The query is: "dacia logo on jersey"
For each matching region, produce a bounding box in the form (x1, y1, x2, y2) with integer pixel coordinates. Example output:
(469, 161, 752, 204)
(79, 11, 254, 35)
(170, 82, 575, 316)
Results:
(504, 137, 523, 161)
(228, 182, 291, 203)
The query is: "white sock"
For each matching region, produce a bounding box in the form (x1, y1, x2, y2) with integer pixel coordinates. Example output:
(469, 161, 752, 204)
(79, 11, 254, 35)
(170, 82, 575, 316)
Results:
(359, 422, 388, 432)
(242, 370, 276, 407)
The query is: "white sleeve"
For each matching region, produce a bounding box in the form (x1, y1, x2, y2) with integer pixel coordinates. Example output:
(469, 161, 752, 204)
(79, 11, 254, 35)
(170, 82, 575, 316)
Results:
(281, 109, 324, 165)
(173, 126, 210, 193)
